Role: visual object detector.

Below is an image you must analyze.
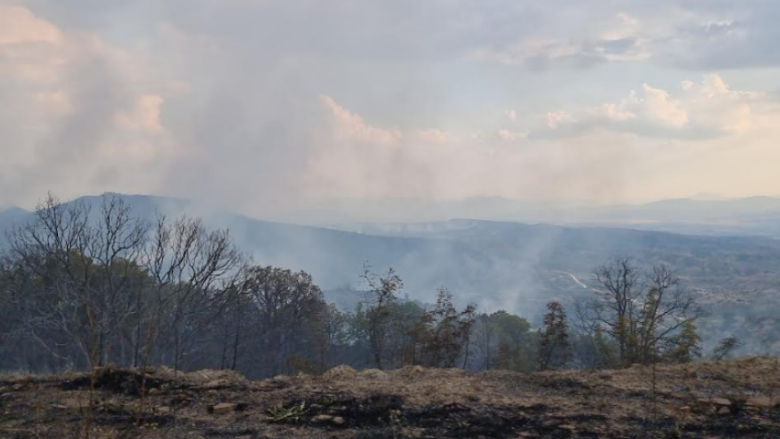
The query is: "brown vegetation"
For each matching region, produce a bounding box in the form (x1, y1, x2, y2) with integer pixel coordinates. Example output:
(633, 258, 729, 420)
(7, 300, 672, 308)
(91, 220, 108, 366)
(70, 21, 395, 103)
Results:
(1, 358, 779, 438)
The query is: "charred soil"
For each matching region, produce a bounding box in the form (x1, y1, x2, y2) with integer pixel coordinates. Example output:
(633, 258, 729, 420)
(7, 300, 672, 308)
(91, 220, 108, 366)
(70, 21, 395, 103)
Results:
(1, 359, 779, 438)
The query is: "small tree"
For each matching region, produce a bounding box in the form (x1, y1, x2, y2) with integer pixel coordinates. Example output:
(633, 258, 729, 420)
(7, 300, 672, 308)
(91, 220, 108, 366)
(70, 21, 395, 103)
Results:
(537, 301, 572, 371)
(360, 267, 402, 370)
(416, 287, 476, 368)
(712, 336, 741, 361)
(593, 324, 618, 369)
(665, 320, 702, 363)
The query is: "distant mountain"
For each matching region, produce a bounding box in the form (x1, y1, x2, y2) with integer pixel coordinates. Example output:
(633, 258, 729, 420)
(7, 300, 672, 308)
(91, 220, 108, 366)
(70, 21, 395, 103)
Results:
(0, 206, 29, 239)
(306, 195, 780, 238)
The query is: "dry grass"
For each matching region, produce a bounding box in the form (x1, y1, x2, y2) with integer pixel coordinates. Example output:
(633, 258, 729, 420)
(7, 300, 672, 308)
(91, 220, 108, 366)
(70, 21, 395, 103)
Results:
(0, 358, 778, 438)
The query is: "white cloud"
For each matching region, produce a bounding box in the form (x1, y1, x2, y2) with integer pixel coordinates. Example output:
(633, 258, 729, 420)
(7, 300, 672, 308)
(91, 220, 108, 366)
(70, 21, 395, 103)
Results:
(0, 5, 62, 45)
(417, 129, 450, 144)
(537, 74, 777, 138)
(0, 6, 174, 205)
(545, 111, 576, 129)
(3, 0, 780, 210)
(319, 95, 401, 146)
(641, 84, 688, 128)
(497, 128, 526, 142)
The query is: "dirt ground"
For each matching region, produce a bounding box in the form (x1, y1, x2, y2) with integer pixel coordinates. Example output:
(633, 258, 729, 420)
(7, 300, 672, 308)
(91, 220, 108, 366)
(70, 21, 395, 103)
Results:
(1, 358, 779, 439)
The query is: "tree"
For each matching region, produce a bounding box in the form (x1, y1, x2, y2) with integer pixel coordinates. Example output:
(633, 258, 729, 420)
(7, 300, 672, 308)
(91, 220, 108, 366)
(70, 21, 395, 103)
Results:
(241, 266, 326, 377)
(712, 336, 741, 361)
(665, 320, 702, 363)
(317, 303, 349, 370)
(537, 301, 571, 371)
(581, 257, 703, 366)
(593, 324, 618, 369)
(141, 214, 242, 374)
(488, 311, 535, 372)
(474, 313, 495, 370)
(360, 267, 403, 370)
(415, 288, 476, 368)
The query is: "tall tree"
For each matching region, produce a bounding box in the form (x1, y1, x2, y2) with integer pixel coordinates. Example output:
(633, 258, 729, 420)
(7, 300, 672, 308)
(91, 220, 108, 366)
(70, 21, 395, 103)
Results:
(581, 257, 703, 366)
(241, 266, 326, 377)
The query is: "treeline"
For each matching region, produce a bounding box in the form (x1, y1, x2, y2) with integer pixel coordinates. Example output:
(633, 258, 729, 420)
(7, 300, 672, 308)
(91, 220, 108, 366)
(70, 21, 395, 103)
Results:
(0, 194, 730, 379)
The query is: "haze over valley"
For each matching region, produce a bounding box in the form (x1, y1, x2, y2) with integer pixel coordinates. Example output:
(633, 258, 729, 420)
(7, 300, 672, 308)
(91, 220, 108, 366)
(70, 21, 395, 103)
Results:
(3, 193, 778, 355)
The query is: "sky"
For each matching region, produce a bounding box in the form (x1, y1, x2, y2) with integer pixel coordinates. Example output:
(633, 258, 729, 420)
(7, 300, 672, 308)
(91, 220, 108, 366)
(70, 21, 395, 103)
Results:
(2, 0, 780, 216)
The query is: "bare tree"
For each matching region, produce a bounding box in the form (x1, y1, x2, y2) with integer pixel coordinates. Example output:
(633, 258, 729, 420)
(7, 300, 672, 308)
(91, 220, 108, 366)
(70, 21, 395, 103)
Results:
(140, 215, 242, 372)
(582, 257, 703, 366)
(5, 193, 152, 436)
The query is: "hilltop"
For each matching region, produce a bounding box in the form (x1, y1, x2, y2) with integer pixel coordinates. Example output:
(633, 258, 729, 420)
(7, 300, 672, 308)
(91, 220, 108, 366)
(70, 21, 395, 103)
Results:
(1, 359, 778, 438)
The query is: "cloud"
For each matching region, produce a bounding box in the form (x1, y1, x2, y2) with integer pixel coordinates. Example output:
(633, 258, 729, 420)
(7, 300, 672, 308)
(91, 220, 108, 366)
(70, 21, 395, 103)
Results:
(497, 129, 527, 142)
(473, 12, 652, 70)
(320, 95, 401, 146)
(416, 129, 450, 144)
(534, 74, 777, 139)
(656, 2, 780, 69)
(115, 95, 165, 134)
(0, 5, 172, 205)
(0, 5, 61, 45)
(2, 0, 780, 212)
(640, 84, 688, 128)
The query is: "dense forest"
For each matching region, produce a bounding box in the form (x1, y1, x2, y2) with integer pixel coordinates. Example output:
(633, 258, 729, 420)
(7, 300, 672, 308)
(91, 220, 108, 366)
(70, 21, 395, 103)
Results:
(0, 194, 736, 379)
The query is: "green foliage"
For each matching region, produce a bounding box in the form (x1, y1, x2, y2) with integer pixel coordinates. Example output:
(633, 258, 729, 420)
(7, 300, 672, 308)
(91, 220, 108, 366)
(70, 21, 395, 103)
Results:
(487, 311, 535, 372)
(537, 301, 571, 371)
(593, 325, 618, 369)
(285, 353, 320, 375)
(712, 336, 741, 360)
(665, 320, 702, 363)
(266, 402, 306, 423)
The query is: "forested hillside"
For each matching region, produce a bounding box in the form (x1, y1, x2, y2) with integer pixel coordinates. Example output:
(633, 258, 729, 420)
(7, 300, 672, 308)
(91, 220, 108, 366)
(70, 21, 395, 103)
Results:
(1, 193, 776, 380)
(4, 193, 779, 357)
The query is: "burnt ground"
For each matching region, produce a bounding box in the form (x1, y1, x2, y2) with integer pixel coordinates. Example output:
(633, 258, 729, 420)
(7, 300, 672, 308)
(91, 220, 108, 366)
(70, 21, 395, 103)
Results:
(1, 358, 779, 439)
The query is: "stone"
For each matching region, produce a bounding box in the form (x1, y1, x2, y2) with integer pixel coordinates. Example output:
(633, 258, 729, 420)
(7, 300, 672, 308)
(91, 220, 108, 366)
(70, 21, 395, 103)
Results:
(209, 403, 237, 414)
(745, 396, 775, 408)
(698, 397, 732, 407)
(55, 398, 83, 409)
(679, 406, 691, 413)
(717, 406, 731, 416)
(204, 379, 227, 389)
(711, 398, 732, 407)
(312, 414, 334, 423)
(332, 416, 346, 426)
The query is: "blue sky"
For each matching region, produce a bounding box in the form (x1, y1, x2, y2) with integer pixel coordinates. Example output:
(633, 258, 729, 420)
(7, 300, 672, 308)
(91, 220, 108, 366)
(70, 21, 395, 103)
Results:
(1, 0, 780, 215)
